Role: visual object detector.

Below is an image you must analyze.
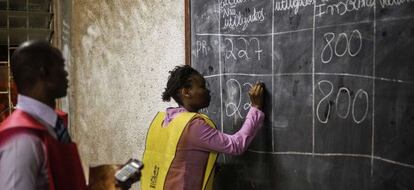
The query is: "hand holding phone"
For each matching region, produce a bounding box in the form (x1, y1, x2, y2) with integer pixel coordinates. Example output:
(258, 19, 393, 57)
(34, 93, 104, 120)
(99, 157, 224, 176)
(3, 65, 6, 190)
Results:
(115, 159, 143, 189)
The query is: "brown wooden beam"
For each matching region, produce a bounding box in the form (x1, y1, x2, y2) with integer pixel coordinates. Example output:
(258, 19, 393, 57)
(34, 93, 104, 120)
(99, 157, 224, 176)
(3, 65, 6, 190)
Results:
(184, 0, 191, 66)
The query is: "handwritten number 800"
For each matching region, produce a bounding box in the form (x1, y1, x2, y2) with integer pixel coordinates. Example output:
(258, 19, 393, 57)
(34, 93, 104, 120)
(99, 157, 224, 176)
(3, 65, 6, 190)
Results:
(316, 80, 369, 124)
(321, 30, 362, 64)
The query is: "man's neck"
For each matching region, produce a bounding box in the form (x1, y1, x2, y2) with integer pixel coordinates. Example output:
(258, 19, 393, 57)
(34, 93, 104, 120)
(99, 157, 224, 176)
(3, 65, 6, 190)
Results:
(20, 92, 55, 109)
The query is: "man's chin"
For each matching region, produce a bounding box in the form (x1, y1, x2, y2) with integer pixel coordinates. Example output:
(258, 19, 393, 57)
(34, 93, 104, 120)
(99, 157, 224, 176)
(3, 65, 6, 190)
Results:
(56, 92, 68, 99)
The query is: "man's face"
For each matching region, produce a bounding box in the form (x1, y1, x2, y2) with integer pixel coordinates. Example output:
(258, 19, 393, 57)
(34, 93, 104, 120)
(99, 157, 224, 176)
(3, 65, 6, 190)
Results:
(46, 50, 68, 99)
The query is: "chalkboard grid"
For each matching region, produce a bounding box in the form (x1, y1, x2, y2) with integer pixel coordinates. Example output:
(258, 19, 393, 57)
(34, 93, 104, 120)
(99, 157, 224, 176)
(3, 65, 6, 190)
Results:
(190, 0, 414, 189)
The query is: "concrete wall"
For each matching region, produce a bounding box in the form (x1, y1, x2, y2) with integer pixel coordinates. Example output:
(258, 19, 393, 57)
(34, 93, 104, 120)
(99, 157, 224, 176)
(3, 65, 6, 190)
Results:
(69, 1, 184, 187)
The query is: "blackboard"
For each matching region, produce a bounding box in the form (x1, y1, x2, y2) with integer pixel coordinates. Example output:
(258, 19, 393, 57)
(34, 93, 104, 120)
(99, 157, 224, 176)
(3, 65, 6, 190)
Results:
(189, 0, 414, 189)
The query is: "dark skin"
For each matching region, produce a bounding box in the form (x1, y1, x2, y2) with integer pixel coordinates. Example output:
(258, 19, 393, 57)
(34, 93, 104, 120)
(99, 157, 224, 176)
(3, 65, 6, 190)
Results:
(19, 49, 68, 109)
(16, 42, 140, 190)
(179, 74, 264, 112)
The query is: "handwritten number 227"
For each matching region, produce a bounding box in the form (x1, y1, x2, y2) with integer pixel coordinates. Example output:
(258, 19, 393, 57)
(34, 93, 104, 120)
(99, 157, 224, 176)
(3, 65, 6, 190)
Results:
(225, 37, 263, 61)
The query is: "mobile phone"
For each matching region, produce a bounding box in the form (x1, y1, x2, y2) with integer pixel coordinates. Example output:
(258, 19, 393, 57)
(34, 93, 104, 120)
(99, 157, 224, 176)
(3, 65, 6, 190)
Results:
(115, 159, 143, 182)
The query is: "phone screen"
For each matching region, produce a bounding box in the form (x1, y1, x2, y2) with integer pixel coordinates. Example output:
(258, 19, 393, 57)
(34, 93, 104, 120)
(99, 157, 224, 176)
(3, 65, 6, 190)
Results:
(115, 159, 143, 182)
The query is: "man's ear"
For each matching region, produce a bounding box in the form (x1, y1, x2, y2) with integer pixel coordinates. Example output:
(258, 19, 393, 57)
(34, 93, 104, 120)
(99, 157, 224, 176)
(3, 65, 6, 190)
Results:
(180, 88, 191, 98)
(39, 66, 49, 81)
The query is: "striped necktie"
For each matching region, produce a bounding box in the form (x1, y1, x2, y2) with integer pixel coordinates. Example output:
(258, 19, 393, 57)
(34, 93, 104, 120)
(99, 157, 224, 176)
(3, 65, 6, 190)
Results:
(55, 117, 71, 143)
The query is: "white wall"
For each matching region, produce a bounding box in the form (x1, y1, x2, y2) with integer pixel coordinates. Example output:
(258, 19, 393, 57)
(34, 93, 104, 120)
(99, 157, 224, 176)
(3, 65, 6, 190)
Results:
(70, 1, 184, 188)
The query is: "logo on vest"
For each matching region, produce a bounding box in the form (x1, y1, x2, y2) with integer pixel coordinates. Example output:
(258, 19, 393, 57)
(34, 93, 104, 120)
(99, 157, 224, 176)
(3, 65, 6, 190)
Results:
(150, 165, 159, 188)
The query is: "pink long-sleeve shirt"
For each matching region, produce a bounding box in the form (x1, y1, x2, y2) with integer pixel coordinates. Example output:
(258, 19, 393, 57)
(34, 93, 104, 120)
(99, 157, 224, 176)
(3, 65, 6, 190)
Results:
(163, 106, 264, 190)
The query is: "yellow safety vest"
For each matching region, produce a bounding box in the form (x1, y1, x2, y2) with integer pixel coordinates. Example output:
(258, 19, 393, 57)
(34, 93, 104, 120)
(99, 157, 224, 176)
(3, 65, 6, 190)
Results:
(141, 112, 218, 190)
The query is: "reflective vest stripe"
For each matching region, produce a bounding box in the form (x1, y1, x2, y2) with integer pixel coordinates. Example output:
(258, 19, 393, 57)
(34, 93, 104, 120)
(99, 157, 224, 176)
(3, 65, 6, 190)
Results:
(198, 114, 217, 190)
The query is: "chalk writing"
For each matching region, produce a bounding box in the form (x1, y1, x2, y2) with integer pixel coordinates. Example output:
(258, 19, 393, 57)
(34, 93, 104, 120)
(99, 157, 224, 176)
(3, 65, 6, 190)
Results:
(315, 0, 374, 17)
(316, 80, 369, 124)
(196, 40, 210, 57)
(274, 0, 315, 15)
(250, 38, 263, 60)
(225, 38, 237, 60)
(200, 108, 209, 114)
(191, 0, 414, 185)
(335, 87, 351, 119)
(224, 37, 263, 61)
(220, 0, 248, 9)
(225, 79, 252, 118)
(379, 0, 414, 8)
(321, 30, 362, 64)
(316, 80, 333, 123)
(222, 7, 265, 31)
(352, 89, 369, 124)
(222, 7, 237, 17)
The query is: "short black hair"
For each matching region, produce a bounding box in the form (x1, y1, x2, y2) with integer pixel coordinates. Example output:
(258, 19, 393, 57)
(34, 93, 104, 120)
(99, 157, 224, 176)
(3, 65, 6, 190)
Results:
(162, 65, 200, 105)
(10, 40, 62, 91)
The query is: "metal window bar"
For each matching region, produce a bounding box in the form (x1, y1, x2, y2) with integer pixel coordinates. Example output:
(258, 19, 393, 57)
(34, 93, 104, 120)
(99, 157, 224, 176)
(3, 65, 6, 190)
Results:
(6, 0, 12, 116)
(0, 0, 54, 120)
